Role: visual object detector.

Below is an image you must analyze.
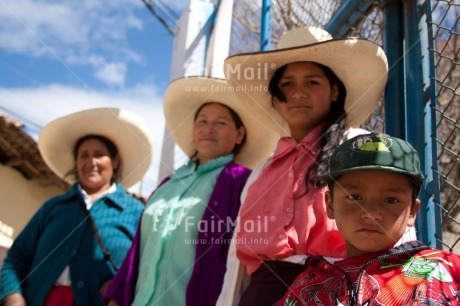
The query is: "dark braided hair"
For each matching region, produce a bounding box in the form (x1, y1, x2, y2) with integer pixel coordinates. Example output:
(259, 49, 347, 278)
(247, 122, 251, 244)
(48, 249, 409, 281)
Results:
(268, 62, 348, 189)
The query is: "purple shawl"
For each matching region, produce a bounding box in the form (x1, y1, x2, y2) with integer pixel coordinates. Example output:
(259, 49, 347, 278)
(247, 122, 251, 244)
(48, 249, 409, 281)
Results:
(103, 161, 251, 306)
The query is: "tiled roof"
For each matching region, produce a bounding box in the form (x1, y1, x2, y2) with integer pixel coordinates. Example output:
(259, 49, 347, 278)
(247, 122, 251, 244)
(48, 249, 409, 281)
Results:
(0, 114, 69, 189)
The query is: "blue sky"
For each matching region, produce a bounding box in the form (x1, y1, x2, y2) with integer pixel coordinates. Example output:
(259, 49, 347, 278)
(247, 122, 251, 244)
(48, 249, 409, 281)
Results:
(0, 0, 190, 196)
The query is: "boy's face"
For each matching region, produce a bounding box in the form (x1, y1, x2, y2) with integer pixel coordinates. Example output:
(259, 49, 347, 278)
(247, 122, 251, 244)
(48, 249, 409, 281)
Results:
(326, 170, 420, 258)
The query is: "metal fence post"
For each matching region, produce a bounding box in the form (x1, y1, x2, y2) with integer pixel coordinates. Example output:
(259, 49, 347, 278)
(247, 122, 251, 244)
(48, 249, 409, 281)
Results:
(326, 0, 373, 37)
(383, 0, 406, 139)
(260, 0, 271, 51)
(403, 0, 442, 248)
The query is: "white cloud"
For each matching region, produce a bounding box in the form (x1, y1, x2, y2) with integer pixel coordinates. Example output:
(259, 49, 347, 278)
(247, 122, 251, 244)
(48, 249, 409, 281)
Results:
(0, 0, 182, 196)
(94, 62, 128, 87)
(0, 1, 82, 53)
(0, 0, 146, 77)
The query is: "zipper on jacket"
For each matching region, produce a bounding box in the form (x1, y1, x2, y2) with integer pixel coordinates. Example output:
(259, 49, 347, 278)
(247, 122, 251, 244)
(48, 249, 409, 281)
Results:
(311, 242, 429, 305)
(309, 256, 355, 305)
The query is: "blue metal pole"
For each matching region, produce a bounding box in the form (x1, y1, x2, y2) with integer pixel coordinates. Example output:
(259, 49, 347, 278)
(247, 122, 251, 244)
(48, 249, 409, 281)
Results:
(403, 0, 442, 248)
(326, 0, 373, 37)
(202, 0, 221, 75)
(383, 0, 406, 138)
(260, 0, 271, 51)
(422, 0, 443, 249)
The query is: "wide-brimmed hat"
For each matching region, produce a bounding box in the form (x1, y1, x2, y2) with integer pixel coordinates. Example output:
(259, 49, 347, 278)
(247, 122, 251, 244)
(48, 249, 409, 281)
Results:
(163, 76, 278, 169)
(224, 27, 389, 135)
(320, 133, 424, 188)
(38, 107, 154, 189)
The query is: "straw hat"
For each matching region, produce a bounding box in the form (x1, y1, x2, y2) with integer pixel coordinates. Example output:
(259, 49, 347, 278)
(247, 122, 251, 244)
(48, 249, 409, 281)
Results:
(163, 76, 278, 169)
(224, 27, 389, 135)
(38, 107, 154, 189)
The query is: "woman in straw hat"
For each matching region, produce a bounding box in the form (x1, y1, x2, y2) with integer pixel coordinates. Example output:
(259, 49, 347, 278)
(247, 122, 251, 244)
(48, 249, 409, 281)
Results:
(216, 27, 412, 305)
(103, 77, 277, 306)
(0, 108, 153, 306)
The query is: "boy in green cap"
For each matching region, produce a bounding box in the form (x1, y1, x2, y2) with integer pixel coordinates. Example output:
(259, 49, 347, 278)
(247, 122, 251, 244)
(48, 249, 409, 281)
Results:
(279, 133, 460, 306)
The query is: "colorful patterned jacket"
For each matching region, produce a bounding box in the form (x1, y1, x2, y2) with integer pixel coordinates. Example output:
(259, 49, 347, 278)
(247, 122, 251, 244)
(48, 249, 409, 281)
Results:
(280, 241, 460, 306)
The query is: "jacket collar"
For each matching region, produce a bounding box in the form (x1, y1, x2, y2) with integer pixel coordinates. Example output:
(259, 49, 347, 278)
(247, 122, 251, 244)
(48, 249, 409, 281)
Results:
(62, 183, 129, 210)
(173, 154, 233, 179)
(272, 123, 326, 162)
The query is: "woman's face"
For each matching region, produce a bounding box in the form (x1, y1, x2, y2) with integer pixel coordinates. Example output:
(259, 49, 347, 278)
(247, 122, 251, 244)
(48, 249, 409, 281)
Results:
(76, 138, 119, 196)
(274, 61, 338, 142)
(193, 103, 246, 165)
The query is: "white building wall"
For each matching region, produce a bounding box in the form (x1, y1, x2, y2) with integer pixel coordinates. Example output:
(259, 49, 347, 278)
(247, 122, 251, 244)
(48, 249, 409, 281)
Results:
(0, 165, 65, 265)
(158, 0, 217, 182)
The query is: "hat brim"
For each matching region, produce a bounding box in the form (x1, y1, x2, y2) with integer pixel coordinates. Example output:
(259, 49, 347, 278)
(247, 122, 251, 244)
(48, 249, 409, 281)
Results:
(224, 38, 388, 135)
(38, 108, 154, 189)
(163, 77, 278, 169)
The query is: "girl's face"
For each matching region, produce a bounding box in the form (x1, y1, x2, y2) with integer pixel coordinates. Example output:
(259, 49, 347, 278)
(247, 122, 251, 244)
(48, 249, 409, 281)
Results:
(76, 138, 119, 196)
(193, 103, 246, 165)
(274, 62, 338, 142)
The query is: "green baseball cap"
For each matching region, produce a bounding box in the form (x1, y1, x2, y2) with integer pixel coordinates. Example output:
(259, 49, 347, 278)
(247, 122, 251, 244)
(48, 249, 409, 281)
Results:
(320, 133, 424, 187)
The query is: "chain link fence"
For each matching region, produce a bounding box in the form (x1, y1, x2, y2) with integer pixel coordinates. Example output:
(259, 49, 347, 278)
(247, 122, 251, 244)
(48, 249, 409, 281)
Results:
(229, 0, 459, 253)
(431, 0, 459, 252)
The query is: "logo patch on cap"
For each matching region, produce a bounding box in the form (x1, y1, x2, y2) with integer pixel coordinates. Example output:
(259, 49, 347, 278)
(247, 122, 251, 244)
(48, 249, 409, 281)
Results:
(351, 133, 393, 152)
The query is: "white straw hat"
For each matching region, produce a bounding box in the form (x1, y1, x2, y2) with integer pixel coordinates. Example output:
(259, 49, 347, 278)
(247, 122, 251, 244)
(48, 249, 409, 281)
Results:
(224, 27, 389, 135)
(163, 76, 278, 169)
(38, 107, 154, 189)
